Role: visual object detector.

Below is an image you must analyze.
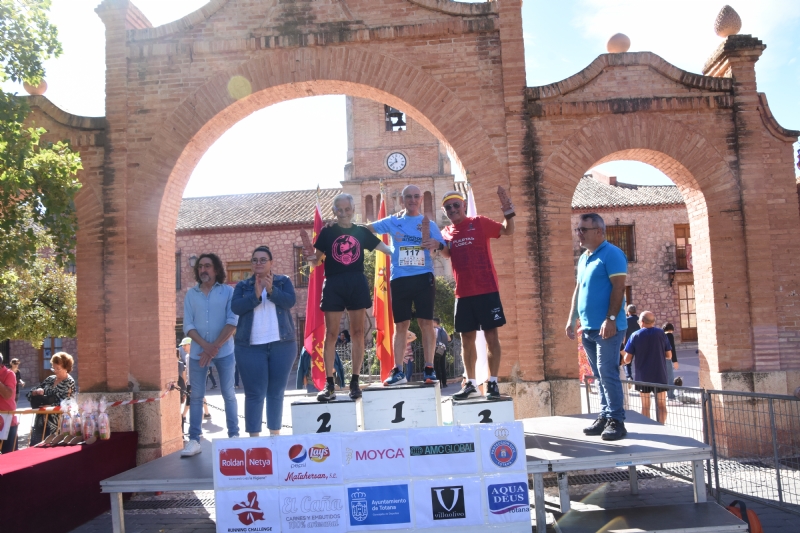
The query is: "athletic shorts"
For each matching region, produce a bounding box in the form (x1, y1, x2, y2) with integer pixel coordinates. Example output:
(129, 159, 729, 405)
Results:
(454, 292, 507, 333)
(390, 273, 435, 323)
(320, 271, 372, 312)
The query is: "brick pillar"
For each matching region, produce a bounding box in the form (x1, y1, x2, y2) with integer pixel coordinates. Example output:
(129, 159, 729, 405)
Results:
(702, 35, 800, 394)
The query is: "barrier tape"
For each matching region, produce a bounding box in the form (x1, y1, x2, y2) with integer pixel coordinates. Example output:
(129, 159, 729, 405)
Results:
(0, 382, 178, 416)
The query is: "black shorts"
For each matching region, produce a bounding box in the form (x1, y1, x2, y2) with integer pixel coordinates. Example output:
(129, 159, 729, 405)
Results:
(635, 385, 667, 394)
(390, 273, 435, 323)
(454, 292, 507, 333)
(320, 271, 372, 312)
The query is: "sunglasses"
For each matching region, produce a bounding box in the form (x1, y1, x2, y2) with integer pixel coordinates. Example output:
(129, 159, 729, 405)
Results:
(443, 202, 462, 211)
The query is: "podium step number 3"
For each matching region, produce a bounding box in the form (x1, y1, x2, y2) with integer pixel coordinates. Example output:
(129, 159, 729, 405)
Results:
(361, 383, 442, 430)
(290, 398, 358, 435)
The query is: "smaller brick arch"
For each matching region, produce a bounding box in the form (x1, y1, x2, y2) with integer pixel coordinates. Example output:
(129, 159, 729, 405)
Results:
(535, 113, 751, 379)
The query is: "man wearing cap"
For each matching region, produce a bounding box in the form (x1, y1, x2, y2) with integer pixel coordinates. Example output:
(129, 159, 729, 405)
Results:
(439, 188, 515, 400)
(366, 184, 446, 386)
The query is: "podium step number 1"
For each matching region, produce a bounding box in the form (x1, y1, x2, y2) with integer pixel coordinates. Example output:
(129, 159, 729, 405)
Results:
(361, 382, 442, 430)
(290, 398, 358, 435)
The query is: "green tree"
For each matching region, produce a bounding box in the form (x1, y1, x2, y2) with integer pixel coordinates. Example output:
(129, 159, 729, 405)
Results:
(0, 246, 77, 345)
(1, 0, 82, 269)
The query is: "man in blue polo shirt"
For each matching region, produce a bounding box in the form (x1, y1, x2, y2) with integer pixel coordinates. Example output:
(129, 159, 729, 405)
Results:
(566, 213, 628, 440)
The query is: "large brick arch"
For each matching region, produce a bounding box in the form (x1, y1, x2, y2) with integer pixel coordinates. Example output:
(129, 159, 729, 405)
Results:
(534, 113, 751, 380)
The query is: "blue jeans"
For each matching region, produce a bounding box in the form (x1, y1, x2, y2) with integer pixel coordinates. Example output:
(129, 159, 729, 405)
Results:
(235, 341, 297, 432)
(665, 360, 676, 399)
(582, 328, 627, 422)
(188, 353, 239, 442)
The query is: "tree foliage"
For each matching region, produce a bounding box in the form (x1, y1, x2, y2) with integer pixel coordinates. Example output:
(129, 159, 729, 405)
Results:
(1, 0, 81, 269)
(0, 246, 77, 345)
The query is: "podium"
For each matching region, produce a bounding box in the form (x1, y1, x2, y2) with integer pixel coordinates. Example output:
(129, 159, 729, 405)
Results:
(444, 395, 516, 426)
(290, 397, 359, 434)
(360, 382, 442, 430)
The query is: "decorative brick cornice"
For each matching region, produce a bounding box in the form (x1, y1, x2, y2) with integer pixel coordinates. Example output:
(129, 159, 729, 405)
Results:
(527, 95, 734, 118)
(21, 95, 106, 131)
(757, 93, 800, 142)
(407, 0, 497, 16)
(702, 34, 766, 77)
(527, 52, 732, 101)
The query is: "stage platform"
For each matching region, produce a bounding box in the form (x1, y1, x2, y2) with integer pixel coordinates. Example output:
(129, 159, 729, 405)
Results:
(100, 410, 740, 533)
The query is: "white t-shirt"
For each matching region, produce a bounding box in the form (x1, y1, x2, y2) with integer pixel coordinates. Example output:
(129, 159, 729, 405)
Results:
(250, 288, 281, 345)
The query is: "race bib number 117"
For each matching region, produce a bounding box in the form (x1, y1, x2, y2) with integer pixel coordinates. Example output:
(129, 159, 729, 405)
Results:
(398, 246, 425, 267)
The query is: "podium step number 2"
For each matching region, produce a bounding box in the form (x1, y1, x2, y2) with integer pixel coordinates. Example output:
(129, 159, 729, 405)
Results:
(361, 383, 442, 430)
(446, 396, 515, 426)
(290, 398, 358, 435)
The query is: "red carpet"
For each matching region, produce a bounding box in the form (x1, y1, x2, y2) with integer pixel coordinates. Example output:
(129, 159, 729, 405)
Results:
(0, 432, 138, 533)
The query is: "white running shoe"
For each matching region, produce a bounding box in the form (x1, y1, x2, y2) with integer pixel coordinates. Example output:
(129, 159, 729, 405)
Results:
(181, 439, 202, 457)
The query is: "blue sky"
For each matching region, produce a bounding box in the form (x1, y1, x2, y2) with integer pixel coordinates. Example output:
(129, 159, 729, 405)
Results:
(2, 0, 798, 195)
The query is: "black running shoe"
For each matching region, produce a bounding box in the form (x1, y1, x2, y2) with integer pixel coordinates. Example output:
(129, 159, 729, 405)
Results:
(316, 383, 337, 402)
(601, 418, 627, 441)
(583, 414, 608, 435)
(453, 382, 480, 401)
(349, 380, 362, 400)
(485, 381, 501, 400)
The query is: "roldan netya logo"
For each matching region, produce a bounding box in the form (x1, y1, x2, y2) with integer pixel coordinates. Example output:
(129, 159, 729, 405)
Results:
(219, 448, 273, 476)
(489, 427, 517, 468)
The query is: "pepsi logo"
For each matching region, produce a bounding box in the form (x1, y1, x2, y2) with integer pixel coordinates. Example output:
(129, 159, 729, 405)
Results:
(309, 444, 330, 463)
(288, 444, 307, 463)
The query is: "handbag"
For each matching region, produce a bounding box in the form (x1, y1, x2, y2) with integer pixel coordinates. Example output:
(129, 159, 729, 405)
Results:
(435, 342, 447, 356)
(30, 393, 60, 409)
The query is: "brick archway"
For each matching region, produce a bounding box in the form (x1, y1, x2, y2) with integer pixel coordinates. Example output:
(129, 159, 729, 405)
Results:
(535, 113, 750, 381)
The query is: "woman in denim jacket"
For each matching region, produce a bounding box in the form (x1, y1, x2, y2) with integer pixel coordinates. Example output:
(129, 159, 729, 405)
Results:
(232, 245, 297, 436)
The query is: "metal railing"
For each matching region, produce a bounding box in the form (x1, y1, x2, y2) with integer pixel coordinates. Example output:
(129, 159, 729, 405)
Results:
(584, 377, 800, 515)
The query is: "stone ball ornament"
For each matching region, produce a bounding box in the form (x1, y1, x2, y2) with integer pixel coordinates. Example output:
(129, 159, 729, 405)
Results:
(607, 33, 631, 53)
(23, 79, 48, 95)
(714, 5, 742, 37)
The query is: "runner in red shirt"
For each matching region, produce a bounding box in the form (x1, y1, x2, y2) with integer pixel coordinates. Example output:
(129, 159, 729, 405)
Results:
(440, 188, 515, 400)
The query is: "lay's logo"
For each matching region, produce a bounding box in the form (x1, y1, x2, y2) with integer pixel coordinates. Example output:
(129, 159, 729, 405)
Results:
(308, 444, 330, 463)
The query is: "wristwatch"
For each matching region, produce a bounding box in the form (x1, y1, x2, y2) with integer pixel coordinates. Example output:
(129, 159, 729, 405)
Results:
(606, 315, 616, 321)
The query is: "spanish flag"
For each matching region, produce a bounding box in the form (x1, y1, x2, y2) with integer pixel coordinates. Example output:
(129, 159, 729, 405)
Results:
(373, 197, 395, 381)
(304, 202, 327, 391)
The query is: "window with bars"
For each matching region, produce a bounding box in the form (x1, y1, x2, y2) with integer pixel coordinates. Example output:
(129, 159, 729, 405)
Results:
(227, 261, 252, 285)
(674, 224, 691, 270)
(606, 224, 636, 262)
(294, 246, 309, 288)
(296, 316, 306, 353)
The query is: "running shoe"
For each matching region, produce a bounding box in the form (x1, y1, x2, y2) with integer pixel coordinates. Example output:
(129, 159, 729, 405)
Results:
(423, 366, 437, 384)
(180, 439, 202, 457)
(583, 414, 607, 435)
(601, 418, 627, 441)
(453, 381, 480, 401)
(485, 381, 501, 400)
(349, 380, 362, 400)
(317, 383, 337, 402)
(383, 367, 407, 386)
(203, 413, 212, 419)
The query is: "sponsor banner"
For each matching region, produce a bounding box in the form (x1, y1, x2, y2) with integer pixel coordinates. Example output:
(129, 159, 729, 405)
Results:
(484, 473, 531, 524)
(346, 483, 412, 530)
(280, 485, 346, 533)
(276, 434, 343, 486)
(477, 422, 526, 473)
(214, 437, 279, 489)
(215, 489, 281, 533)
(412, 476, 483, 529)
(341, 430, 409, 481)
(407, 426, 479, 476)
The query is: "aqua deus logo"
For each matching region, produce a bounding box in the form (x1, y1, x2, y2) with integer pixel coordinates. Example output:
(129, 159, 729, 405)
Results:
(430, 486, 466, 520)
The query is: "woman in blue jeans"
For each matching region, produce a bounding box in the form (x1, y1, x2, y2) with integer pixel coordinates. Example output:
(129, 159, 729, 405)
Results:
(232, 245, 297, 436)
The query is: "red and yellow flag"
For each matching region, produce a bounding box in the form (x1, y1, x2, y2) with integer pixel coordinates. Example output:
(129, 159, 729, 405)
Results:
(373, 197, 395, 381)
(304, 203, 327, 391)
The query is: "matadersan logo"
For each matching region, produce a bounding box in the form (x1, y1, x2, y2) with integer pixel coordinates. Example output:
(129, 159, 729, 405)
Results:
(308, 444, 330, 463)
(219, 448, 245, 476)
(430, 486, 466, 520)
(345, 447, 405, 464)
(487, 482, 529, 515)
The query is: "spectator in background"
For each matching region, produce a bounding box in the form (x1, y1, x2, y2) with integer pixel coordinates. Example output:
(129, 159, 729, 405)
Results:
(623, 311, 672, 423)
(0, 353, 19, 453)
(403, 330, 417, 380)
(10, 358, 24, 402)
(179, 338, 211, 426)
(336, 330, 351, 347)
(433, 318, 450, 388)
(621, 304, 640, 382)
(662, 323, 679, 402)
(27, 352, 77, 446)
